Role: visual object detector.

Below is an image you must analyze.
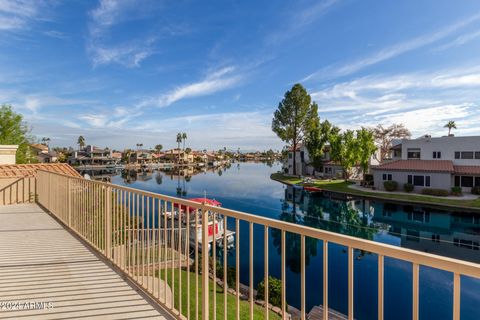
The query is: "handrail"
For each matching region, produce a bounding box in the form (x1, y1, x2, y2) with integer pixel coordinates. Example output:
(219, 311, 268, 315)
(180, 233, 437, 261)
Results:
(0, 176, 36, 205)
(36, 169, 480, 277)
(36, 169, 480, 320)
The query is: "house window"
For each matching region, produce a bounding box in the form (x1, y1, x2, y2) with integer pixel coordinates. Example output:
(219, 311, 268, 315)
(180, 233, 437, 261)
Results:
(433, 151, 441, 159)
(476, 177, 480, 186)
(461, 151, 474, 159)
(455, 176, 460, 187)
(461, 176, 474, 188)
(382, 173, 392, 181)
(455, 152, 460, 159)
(407, 148, 421, 159)
(288, 153, 292, 159)
(476, 152, 480, 159)
(413, 175, 424, 186)
(408, 175, 430, 186)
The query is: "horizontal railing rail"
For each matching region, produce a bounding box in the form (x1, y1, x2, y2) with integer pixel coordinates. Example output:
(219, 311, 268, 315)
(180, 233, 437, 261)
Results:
(36, 169, 480, 320)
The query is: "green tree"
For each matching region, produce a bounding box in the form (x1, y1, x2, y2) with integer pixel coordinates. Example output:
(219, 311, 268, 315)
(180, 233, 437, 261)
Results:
(77, 136, 85, 150)
(356, 128, 377, 179)
(154, 144, 163, 153)
(305, 118, 340, 172)
(444, 120, 457, 136)
(185, 147, 192, 154)
(0, 104, 37, 164)
(272, 84, 317, 175)
(329, 130, 359, 181)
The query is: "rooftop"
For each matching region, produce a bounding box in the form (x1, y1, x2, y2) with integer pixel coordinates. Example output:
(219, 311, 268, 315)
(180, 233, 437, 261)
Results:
(373, 160, 455, 173)
(0, 163, 82, 178)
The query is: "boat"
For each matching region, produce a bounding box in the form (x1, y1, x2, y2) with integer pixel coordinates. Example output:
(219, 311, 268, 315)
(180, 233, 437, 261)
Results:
(172, 197, 235, 252)
(304, 186, 322, 193)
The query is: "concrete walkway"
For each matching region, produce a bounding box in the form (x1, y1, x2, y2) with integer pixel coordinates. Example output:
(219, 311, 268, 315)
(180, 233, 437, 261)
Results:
(0, 204, 173, 320)
(348, 184, 479, 200)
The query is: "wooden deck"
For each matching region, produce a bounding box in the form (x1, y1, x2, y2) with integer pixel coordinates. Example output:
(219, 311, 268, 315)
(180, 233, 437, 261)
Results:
(0, 204, 173, 320)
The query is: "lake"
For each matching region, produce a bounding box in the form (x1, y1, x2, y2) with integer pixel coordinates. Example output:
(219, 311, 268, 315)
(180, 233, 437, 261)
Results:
(100, 162, 480, 320)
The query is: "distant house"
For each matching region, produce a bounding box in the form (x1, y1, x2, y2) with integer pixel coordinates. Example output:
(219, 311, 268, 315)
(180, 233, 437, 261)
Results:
(163, 149, 194, 164)
(68, 145, 116, 166)
(31, 144, 58, 163)
(286, 143, 379, 179)
(129, 149, 154, 165)
(372, 135, 480, 193)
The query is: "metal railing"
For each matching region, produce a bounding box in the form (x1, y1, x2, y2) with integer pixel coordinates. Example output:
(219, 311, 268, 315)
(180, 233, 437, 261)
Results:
(35, 170, 480, 320)
(0, 176, 36, 205)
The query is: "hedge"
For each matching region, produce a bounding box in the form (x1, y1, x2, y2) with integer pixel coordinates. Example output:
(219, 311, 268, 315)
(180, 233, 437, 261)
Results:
(383, 180, 398, 191)
(421, 188, 449, 197)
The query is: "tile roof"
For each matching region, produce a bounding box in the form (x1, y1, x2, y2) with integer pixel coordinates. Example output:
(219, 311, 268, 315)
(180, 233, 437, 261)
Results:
(372, 160, 454, 173)
(0, 163, 82, 178)
(454, 165, 480, 175)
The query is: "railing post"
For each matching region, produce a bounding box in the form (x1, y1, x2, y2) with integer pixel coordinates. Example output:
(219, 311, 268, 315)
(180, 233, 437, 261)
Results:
(201, 204, 209, 320)
(105, 185, 112, 259)
(67, 178, 72, 227)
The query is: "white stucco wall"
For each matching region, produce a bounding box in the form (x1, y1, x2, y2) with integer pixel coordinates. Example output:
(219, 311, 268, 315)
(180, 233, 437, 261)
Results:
(373, 170, 452, 192)
(401, 136, 480, 165)
(0, 145, 18, 164)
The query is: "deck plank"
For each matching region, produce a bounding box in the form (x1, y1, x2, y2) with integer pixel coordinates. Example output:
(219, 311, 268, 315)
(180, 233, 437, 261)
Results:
(0, 204, 172, 320)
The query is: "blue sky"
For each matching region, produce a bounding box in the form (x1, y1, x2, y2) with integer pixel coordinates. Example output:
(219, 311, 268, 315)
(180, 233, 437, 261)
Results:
(2, 0, 480, 150)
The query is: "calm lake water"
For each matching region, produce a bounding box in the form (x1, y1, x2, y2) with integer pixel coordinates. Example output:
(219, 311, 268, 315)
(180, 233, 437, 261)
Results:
(103, 162, 480, 320)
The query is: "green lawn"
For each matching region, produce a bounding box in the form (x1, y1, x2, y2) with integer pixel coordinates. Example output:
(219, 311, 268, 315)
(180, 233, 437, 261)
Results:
(157, 269, 281, 320)
(271, 173, 480, 210)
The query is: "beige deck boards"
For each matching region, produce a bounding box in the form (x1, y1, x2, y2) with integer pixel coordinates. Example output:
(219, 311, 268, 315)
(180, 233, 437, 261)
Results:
(0, 204, 172, 320)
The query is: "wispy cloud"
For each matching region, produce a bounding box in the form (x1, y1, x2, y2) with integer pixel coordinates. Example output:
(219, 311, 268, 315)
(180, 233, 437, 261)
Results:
(310, 65, 480, 136)
(303, 13, 480, 81)
(0, 0, 48, 31)
(434, 29, 480, 51)
(139, 66, 243, 108)
(267, 0, 340, 45)
(43, 30, 68, 39)
(87, 0, 160, 67)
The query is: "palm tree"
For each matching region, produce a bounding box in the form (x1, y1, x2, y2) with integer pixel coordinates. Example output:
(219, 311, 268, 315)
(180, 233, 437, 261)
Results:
(41, 137, 50, 146)
(176, 133, 182, 164)
(444, 121, 457, 136)
(77, 136, 85, 150)
(136, 143, 143, 150)
(154, 144, 163, 153)
(182, 132, 187, 150)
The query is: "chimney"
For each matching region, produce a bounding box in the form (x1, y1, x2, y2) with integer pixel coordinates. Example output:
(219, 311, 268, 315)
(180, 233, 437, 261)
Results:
(0, 145, 18, 164)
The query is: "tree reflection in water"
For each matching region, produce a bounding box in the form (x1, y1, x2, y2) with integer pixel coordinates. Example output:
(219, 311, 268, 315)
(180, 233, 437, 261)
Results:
(272, 186, 378, 273)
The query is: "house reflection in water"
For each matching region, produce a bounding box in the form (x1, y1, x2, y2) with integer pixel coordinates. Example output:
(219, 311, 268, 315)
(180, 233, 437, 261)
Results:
(283, 185, 480, 263)
(372, 202, 480, 263)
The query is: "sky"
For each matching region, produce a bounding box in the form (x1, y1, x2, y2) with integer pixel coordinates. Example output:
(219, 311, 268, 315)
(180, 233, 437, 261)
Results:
(2, 0, 480, 151)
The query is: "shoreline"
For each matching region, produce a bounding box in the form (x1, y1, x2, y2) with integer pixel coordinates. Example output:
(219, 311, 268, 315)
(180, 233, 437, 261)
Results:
(270, 173, 480, 213)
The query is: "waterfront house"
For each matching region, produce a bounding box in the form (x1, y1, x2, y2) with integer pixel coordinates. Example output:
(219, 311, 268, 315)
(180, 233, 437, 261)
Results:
(128, 149, 154, 165)
(286, 144, 379, 179)
(372, 135, 480, 193)
(68, 145, 116, 167)
(163, 148, 194, 164)
(31, 143, 58, 163)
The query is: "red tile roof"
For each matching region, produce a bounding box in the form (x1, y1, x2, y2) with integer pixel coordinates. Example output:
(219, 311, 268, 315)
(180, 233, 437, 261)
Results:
(454, 166, 480, 175)
(372, 160, 454, 173)
(0, 163, 82, 178)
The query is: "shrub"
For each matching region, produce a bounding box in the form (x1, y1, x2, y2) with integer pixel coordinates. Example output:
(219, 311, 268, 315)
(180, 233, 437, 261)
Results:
(256, 276, 283, 307)
(383, 180, 398, 191)
(403, 183, 414, 193)
(421, 188, 449, 197)
(451, 186, 463, 196)
(471, 186, 480, 195)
